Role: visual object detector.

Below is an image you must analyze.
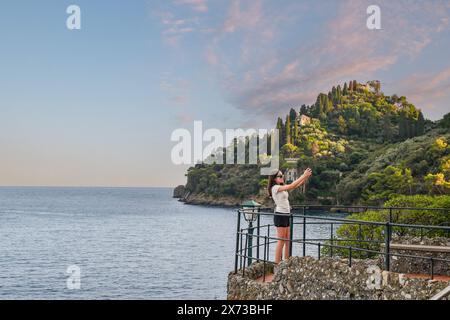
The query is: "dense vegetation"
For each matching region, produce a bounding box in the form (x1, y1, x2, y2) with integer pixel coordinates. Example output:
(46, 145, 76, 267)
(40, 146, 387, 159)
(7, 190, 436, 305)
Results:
(321, 195, 450, 258)
(184, 80, 450, 205)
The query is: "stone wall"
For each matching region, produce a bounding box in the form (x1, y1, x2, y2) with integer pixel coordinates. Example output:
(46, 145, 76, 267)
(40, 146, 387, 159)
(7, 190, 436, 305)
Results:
(227, 256, 449, 300)
(379, 236, 450, 276)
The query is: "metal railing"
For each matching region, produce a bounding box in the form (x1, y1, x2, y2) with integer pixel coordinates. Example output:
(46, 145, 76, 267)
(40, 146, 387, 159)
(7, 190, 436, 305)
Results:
(234, 205, 450, 282)
(430, 285, 450, 300)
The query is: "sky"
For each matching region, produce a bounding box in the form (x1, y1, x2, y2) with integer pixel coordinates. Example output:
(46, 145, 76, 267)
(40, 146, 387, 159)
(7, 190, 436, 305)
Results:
(0, 0, 450, 188)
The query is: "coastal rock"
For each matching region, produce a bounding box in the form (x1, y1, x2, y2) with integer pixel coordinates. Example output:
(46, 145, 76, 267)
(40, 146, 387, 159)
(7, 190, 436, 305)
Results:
(182, 192, 270, 208)
(173, 185, 186, 198)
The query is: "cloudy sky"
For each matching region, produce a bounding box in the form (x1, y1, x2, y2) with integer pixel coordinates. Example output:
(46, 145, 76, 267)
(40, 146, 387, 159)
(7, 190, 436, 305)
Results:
(1, 0, 450, 187)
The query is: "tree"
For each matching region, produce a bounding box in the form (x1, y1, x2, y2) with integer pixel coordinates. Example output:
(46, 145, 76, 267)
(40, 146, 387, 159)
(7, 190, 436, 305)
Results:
(336, 85, 342, 104)
(363, 165, 414, 204)
(416, 111, 425, 136)
(382, 114, 393, 141)
(289, 108, 297, 123)
(281, 143, 298, 158)
(337, 115, 347, 134)
(293, 119, 299, 145)
(440, 112, 450, 129)
(343, 82, 348, 95)
(285, 115, 291, 144)
(276, 117, 284, 145)
(398, 111, 407, 140)
(300, 104, 307, 115)
(425, 173, 450, 195)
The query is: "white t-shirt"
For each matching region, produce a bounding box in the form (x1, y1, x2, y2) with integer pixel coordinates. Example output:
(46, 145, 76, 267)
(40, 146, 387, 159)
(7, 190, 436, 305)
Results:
(271, 185, 290, 213)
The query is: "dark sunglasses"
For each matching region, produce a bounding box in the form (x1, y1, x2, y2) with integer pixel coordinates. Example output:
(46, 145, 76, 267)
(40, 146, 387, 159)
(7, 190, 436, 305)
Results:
(276, 174, 284, 178)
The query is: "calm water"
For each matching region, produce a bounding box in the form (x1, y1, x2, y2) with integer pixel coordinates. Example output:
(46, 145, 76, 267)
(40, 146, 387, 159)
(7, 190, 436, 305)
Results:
(0, 187, 338, 299)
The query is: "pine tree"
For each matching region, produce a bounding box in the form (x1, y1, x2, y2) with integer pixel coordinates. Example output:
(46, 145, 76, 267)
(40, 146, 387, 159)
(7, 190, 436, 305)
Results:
(300, 104, 307, 115)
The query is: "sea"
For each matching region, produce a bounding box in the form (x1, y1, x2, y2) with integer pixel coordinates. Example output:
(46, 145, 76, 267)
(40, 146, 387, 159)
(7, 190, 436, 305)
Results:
(0, 187, 335, 299)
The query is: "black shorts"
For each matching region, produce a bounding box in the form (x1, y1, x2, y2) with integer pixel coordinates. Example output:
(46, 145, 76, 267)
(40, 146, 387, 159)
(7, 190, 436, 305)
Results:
(274, 212, 291, 227)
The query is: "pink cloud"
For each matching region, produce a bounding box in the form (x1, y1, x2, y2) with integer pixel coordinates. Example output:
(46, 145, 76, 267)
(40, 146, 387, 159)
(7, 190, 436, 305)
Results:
(222, 0, 262, 33)
(156, 0, 450, 124)
(175, 0, 208, 13)
(393, 68, 450, 117)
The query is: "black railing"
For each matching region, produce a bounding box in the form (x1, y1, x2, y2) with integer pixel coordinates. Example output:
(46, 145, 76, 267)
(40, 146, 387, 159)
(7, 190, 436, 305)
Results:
(234, 205, 450, 281)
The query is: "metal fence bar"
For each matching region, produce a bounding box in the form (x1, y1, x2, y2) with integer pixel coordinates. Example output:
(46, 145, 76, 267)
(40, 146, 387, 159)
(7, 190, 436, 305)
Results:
(242, 233, 248, 276)
(302, 207, 306, 257)
(385, 222, 391, 271)
(239, 228, 243, 271)
(289, 213, 294, 257)
(256, 213, 260, 261)
(234, 211, 241, 274)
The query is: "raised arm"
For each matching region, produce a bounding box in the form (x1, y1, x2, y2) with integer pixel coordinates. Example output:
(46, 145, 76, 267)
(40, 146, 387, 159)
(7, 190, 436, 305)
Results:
(277, 168, 312, 192)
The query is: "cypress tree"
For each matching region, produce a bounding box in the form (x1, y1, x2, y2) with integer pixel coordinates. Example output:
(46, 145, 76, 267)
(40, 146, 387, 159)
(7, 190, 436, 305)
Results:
(289, 108, 297, 123)
(293, 118, 299, 145)
(285, 115, 291, 145)
(276, 117, 284, 145)
(343, 82, 348, 95)
(336, 85, 342, 103)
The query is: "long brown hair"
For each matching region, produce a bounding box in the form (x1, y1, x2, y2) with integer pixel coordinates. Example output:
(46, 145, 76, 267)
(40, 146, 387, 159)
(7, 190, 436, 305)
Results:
(267, 170, 283, 198)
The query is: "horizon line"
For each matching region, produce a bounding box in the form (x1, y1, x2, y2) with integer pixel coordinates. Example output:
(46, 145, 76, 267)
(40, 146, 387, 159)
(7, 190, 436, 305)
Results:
(0, 185, 177, 189)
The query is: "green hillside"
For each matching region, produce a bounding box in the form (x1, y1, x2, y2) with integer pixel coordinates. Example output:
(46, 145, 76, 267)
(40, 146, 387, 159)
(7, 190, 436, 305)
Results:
(183, 81, 450, 205)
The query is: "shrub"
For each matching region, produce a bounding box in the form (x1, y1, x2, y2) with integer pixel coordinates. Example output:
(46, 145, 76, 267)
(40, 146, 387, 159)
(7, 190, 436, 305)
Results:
(321, 195, 450, 258)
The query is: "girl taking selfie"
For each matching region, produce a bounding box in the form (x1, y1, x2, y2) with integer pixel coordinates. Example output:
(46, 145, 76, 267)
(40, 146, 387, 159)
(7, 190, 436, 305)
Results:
(268, 168, 312, 263)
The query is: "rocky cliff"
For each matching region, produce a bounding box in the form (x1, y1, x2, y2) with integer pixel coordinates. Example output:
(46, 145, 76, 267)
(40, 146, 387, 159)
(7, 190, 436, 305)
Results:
(227, 256, 449, 300)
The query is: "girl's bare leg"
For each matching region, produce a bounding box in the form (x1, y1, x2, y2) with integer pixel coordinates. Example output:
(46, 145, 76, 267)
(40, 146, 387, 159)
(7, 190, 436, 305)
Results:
(284, 227, 290, 260)
(275, 227, 284, 264)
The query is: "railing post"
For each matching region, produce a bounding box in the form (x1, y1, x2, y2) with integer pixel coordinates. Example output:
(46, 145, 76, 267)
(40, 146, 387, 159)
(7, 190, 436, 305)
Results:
(318, 243, 321, 259)
(384, 222, 391, 271)
(348, 246, 352, 267)
(243, 233, 248, 276)
(239, 228, 243, 270)
(256, 213, 260, 261)
(430, 258, 434, 280)
(234, 210, 241, 274)
(248, 221, 253, 266)
(289, 213, 294, 257)
(302, 207, 306, 257)
(330, 223, 334, 258)
(263, 236, 267, 282)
